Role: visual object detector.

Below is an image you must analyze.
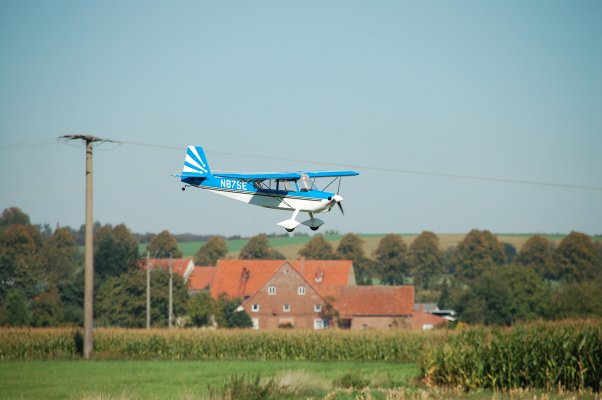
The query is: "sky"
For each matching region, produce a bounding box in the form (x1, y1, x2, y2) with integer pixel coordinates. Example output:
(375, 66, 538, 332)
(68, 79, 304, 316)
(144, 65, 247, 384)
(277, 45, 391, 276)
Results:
(1, 1, 601, 237)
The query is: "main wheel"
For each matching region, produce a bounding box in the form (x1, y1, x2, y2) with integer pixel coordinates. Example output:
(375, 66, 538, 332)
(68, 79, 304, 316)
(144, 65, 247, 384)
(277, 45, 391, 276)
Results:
(310, 226, 319, 231)
(181, 187, 186, 191)
(286, 228, 295, 233)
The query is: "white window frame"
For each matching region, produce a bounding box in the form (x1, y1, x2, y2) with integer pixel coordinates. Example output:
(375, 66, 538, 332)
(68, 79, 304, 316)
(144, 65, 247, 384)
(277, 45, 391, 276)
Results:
(251, 303, 259, 312)
(268, 286, 276, 295)
(314, 319, 325, 330)
(283, 304, 291, 313)
(314, 304, 322, 313)
(298, 286, 306, 295)
(252, 318, 259, 330)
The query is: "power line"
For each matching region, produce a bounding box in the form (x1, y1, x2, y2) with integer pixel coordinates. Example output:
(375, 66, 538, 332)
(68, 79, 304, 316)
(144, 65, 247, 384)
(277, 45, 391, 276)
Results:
(0, 135, 576, 192)
(108, 138, 602, 192)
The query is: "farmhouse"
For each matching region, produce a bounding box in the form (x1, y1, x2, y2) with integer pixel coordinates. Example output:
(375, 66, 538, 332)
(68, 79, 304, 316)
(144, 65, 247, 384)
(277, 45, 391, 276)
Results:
(205, 258, 444, 330)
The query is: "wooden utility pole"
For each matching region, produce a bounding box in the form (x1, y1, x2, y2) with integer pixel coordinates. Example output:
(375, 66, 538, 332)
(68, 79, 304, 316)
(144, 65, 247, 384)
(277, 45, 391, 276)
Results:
(59, 134, 111, 359)
(168, 254, 173, 328)
(146, 250, 151, 329)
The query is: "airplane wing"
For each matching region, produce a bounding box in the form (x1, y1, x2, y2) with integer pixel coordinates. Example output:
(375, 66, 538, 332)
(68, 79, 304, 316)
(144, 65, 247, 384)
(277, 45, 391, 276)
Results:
(302, 171, 359, 178)
(213, 171, 359, 181)
(212, 172, 302, 181)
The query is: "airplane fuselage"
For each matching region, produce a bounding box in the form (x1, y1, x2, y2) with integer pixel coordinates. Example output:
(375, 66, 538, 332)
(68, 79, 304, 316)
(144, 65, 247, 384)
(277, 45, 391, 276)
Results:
(182, 176, 337, 213)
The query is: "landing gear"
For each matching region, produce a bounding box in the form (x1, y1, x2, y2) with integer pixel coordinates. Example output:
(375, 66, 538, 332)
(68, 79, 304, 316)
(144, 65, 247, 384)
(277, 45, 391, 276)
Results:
(301, 212, 324, 231)
(181, 187, 186, 191)
(278, 210, 325, 232)
(277, 209, 301, 232)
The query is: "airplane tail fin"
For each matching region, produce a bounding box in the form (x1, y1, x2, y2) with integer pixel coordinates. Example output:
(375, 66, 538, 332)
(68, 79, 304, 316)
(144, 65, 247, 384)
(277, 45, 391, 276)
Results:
(182, 146, 212, 178)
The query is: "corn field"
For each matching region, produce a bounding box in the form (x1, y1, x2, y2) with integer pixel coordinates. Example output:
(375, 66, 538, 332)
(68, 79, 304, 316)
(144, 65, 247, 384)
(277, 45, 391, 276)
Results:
(0, 328, 435, 362)
(419, 320, 602, 392)
(3, 322, 600, 392)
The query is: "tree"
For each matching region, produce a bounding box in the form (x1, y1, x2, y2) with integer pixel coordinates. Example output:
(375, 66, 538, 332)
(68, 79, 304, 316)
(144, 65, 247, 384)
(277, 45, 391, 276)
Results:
(31, 281, 63, 327)
(554, 231, 600, 282)
(409, 231, 443, 289)
(1, 288, 31, 326)
(59, 270, 84, 326)
(39, 227, 80, 281)
(456, 265, 549, 325)
(515, 235, 556, 279)
(298, 235, 337, 260)
(337, 234, 364, 260)
(185, 291, 217, 327)
(503, 243, 517, 263)
(147, 230, 182, 259)
(214, 294, 252, 328)
(194, 236, 228, 265)
(337, 233, 373, 285)
(0, 224, 43, 299)
(240, 234, 285, 260)
(548, 274, 602, 319)
(373, 234, 409, 285)
(451, 229, 506, 282)
(94, 224, 139, 280)
(0, 207, 31, 233)
(95, 269, 188, 328)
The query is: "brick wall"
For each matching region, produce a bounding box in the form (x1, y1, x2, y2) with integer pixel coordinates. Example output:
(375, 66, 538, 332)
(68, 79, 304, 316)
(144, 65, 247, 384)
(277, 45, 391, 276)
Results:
(243, 263, 327, 329)
(349, 316, 412, 330)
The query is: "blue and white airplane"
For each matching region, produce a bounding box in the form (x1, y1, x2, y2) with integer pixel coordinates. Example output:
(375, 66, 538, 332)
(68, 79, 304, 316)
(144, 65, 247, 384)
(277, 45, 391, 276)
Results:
(177, 146, 359, 232)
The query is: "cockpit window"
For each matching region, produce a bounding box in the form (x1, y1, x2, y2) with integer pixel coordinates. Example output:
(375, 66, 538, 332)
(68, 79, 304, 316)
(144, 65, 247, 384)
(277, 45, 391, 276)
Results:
(282, 180, 298, 192)
(300, 174, 310, 192)
(253, 179, 298, 192)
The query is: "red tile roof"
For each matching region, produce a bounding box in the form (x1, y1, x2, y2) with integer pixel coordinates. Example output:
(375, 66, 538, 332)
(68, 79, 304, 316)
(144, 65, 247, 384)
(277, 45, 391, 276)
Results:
(188, 266, 216, 291)
(210, 259, 355, 299)
(330, 286, 414, 317)
(411, 311, 448, 330)
(142, 258, 194, 278)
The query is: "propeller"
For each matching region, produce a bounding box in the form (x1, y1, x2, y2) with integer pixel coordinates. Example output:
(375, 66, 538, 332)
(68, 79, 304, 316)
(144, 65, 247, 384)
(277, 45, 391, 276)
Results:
(332, 194, 344, 215)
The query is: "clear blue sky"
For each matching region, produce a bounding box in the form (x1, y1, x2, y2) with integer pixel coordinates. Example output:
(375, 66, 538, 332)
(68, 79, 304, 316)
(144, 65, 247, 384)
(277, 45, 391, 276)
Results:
(1, 1, 601, 237)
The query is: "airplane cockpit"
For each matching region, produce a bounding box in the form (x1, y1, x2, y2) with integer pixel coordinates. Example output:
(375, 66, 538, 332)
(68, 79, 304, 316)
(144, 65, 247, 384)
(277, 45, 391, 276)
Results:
(252, 176, 316, 193)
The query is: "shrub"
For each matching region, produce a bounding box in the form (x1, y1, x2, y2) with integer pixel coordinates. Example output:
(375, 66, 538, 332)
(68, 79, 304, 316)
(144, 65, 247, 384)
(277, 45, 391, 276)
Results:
(333, 371, 370, 389)
(206, 374, 281, 400)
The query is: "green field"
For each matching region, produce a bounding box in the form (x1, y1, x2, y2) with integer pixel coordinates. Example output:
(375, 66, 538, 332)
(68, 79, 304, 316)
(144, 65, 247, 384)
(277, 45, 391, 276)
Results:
(0, 360, 418, 400)
(138, 232, 583, 260)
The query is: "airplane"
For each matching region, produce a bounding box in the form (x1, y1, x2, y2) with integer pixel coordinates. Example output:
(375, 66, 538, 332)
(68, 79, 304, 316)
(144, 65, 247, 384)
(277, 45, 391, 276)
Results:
(176, 146, 359, 232)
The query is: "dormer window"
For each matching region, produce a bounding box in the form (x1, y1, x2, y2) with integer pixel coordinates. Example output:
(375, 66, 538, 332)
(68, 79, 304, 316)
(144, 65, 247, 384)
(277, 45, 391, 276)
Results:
(298, 286, 306, 295)
(268, 286, 276, 295)
(314, 270, 324, 283)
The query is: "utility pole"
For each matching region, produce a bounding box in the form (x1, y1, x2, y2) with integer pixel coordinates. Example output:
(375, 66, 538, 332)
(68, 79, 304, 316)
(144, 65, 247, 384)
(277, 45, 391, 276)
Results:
(168, 253, 173, 328)
(59, 134, 111, 359)
(146, 250, 151, 329)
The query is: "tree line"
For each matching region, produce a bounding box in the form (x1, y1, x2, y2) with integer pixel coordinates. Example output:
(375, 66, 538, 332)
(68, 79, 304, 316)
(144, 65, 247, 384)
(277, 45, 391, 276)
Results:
(0, 207, 251, 328)
(1, 206, 601, 327)
(198, 230, 602, 325)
